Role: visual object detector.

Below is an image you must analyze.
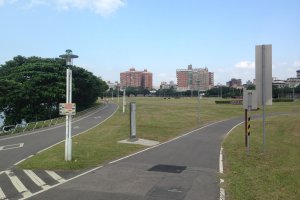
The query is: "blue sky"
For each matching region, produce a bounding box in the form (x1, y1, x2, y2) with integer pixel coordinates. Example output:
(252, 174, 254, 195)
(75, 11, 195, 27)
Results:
(0, 0, 299, 87)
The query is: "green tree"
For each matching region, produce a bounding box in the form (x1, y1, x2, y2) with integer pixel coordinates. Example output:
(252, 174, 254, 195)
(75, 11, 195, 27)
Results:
(0, 56, 107, 125)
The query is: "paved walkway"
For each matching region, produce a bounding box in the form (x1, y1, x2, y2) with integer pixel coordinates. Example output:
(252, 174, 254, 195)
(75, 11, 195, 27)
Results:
(28, 117, 243, 200)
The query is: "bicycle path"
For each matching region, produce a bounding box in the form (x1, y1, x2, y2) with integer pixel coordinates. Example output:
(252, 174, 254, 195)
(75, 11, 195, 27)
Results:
(28, 117, 244, 200)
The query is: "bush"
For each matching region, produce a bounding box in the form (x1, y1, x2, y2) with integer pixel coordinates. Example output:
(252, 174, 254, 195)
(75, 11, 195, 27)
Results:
(215, 100, 231, 104)
(273, 98, 294, 102)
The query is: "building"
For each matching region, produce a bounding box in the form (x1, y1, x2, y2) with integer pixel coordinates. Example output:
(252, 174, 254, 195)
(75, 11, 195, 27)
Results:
(176, 64, 214, 91)
(106, 81, 119, 90)
(160, 81, 177, 89)
(226, 78, 242, 88)
(272, 70, 300, 88)
(120, 68, 153, 89)
(272, 79, 286, 88)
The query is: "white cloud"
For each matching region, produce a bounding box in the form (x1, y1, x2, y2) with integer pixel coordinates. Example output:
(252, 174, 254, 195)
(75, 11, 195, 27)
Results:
(56, 0, 126, 16)
(294, 61, 300, 67)
(0, 0, 126, 16)
(234, 61, 255, 69)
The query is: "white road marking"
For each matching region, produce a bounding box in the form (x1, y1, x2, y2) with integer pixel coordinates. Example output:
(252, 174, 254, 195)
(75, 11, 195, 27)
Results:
(45, 171, 65, 183)
(93, 116, 102, 119)
(34, 104, 119, 156)
(24, 170, 50, 189)
(219, 121, 244, 200)
(110, 119, 228, 164)
(14, 155, 34, 166)
(0, 104, 109, 142)
(5, 170, 32, 198)
(73, 126, 80, 129)
(21, 166, 103, 200)
(219, 147, 224, 173)
(0, 187, 6, 200)
(0, 143, 24, 151)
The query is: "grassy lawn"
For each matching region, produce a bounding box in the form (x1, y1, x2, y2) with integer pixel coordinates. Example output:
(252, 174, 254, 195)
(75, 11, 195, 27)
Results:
(223, 114, 300, 200)
(18, 97, 299, 171)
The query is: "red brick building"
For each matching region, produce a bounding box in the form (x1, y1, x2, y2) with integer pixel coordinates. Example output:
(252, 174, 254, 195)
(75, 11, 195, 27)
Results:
(120, 68, 153, 89)
(176, 65, 214, 91)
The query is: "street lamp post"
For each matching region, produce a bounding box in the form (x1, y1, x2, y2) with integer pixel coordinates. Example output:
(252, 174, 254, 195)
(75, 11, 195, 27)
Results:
(59, 49, 78, 161)
(123, 87, 126, 113)
(196, 79, 200, 124)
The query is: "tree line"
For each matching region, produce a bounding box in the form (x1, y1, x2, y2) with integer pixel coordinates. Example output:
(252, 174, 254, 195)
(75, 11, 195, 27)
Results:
(106, 85, 300, 99)
(0, 56, 108, 126)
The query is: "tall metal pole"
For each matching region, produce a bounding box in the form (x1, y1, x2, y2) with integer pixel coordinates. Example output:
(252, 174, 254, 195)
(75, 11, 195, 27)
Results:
(60, 49, 78, 162)
(262, 46, 266, 151)
(123, 88, 126, 113)
(67, 69, 72, 161)
(65, 69, 70, 161)
(197, 79, 200, 124)
(117, 86, 120, 103)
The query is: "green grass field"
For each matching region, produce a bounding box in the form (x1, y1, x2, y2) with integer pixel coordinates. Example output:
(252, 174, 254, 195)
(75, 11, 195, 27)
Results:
(223, 114, 300, 200)
(18, 97, 299, 173)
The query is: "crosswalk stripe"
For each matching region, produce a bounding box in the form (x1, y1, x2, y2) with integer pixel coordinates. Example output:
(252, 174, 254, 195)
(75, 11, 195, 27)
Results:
(45, 171, 66, 183)
(24, 170, 50, 190)
(0, 187, 6, 200)
(5, 170, 32, 198)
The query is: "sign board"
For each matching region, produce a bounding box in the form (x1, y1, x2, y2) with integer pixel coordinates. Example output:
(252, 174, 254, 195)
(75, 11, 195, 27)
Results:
(255, 44, 272, 106)
(243, 90, 258, 110)
(59, 103, 76, 115)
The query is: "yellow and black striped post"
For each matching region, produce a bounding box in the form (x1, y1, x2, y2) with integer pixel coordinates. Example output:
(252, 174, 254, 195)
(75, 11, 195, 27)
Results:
(247, 115, 251, 137)
(247, 109, 251, 155)
(245, 109, 251, 147)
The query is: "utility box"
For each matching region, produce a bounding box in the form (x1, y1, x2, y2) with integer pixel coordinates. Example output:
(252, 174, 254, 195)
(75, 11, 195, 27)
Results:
(243, 90, 258, 110)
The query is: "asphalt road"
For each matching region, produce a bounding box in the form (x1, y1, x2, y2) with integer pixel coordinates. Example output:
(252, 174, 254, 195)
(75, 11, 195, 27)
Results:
(29, 117, 244, 200)
(0, 103, 118, 171)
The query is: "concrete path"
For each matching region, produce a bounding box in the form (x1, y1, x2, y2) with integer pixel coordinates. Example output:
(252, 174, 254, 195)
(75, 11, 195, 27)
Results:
(28, 117, 243, 200)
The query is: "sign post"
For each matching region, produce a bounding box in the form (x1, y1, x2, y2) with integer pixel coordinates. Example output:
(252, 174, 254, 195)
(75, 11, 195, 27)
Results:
(59, 49, 78, 161)
(255, 44, 272, 150)
(243, 89, 257, 155)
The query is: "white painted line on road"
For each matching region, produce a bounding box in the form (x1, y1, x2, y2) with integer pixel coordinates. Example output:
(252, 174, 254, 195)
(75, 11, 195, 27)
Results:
(35, 104, 119, 156)
(14, 155, 33, 166)
(0, 143, 24, 151)
(24, 170, 50, 190)
(0, 187, 6, 200)
(21, 166, 103, 200)
(93, 116, 102, 119)
(110, 120, 228, 165)
(14, 104, 119, 166)
(219, 147, 224, 174)
(45, 171, 65, 183)
(220, 178, 225, 200)
(73, 126, 80, 129)
(5, 170, 32, 198)
(0, 104, 109, 142)
(219, 121, 244, 200)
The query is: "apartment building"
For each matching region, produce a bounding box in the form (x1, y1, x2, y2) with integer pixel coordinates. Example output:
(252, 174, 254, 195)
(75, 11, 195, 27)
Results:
(227, 78, 242, 88)
(120, 68, 153, 89)
(176, 64, 214, 91)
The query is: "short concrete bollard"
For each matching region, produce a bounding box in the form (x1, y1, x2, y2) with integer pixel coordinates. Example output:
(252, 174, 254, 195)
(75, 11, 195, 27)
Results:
(130, 102, 137, 141)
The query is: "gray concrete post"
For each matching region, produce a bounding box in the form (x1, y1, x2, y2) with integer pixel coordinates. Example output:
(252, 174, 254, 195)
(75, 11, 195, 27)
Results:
(130, 102, 137, 140)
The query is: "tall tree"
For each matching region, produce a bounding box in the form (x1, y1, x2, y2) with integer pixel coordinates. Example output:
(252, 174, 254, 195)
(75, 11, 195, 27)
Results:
(0, 56, 108, 125)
